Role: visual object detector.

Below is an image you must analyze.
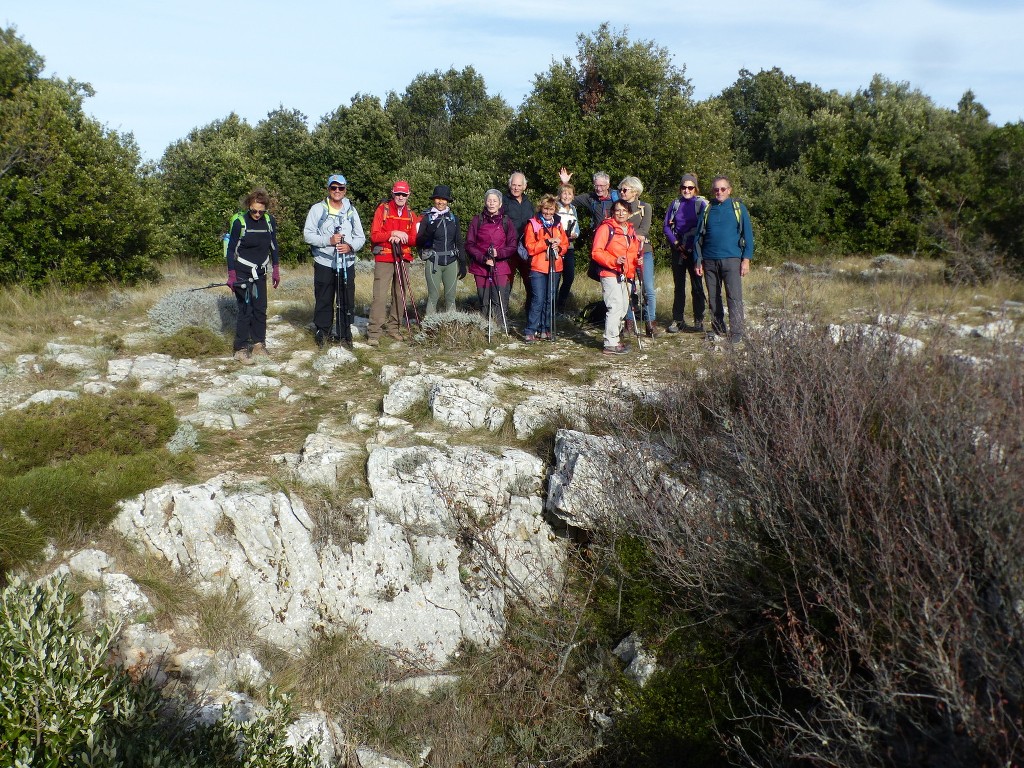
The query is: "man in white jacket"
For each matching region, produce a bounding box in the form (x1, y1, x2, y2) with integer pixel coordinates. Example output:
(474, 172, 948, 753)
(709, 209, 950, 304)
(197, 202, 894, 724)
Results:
(303, 174, 366, 347)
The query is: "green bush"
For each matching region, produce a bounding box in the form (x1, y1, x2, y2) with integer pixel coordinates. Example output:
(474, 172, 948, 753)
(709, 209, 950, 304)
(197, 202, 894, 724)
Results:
(156, 325, 231, 358)
(0, 391, 177, 476)
(0, 392, 185, 573)
(0, 576, 320, 766)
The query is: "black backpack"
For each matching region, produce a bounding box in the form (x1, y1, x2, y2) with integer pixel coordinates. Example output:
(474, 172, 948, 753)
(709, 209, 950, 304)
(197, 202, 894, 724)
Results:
(576, 300, 607, 327)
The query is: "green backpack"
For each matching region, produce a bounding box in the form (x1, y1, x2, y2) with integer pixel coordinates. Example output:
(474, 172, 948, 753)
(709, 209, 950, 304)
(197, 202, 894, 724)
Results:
(222, 211, 275, 261)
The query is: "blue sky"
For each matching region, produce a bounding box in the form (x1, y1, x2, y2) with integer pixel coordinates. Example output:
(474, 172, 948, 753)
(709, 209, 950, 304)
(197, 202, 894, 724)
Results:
(4, 0, 1022, 163)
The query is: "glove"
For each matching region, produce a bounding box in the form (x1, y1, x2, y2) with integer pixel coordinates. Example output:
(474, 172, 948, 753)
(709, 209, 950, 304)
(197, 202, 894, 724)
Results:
(227, 269, 237, 289)
(457, 254, 467, 280)
(272, 264, 280, 288)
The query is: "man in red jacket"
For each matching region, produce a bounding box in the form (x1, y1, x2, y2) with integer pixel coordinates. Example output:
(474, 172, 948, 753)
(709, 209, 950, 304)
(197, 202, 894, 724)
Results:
(368, 181, 421, 346)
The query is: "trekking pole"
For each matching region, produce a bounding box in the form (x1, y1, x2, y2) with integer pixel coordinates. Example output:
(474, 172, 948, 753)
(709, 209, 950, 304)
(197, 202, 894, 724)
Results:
(547, 239, 558, 342)
(188, 282, 229, 292)
(631, 275, 644, 352)
(390, 244, 413, 330)
(494, 269, 509, 335)
(485, 264, 494, 344)
(399, 258, 420, 326)
(336, 230, 353, 344)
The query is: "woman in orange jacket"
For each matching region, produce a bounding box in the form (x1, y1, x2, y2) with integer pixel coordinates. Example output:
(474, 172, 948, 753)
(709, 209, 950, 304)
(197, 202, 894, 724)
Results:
(522, 193, 569, 341)
(591, 199, 641, 355)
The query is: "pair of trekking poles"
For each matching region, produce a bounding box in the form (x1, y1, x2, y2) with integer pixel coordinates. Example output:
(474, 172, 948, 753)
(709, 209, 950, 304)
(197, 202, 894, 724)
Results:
(484, 247, 509, 344)
(391, 242, 420, 331)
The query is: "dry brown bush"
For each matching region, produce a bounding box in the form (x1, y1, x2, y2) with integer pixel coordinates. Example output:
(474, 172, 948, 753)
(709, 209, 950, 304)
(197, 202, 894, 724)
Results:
(608, 321, 1024, 766)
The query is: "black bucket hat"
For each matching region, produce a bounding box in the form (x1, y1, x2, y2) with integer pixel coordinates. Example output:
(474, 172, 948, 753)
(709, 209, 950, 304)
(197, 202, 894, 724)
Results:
(430, 184, 454, 202)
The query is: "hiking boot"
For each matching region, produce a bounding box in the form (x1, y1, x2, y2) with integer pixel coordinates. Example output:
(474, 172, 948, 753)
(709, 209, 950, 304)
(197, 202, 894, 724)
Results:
(666, 321, 681, 334)
(524, 333, 537, 343)
(233, 348, 253, 365)
(251, 342, 268, 357)
(683, 321, 705, 334)
(624, 319, 637, 336)
(386, 329, 405, 341)
(602, 343, 629, 356)
(314, 330, 326, 349)
(541, 331, 552, 340)
(367, 338, 380, 347)
(645, 321, 664, 338)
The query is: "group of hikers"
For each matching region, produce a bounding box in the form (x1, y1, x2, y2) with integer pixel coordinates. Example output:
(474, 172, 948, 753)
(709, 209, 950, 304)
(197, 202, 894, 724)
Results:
(222, 169, 754, 363)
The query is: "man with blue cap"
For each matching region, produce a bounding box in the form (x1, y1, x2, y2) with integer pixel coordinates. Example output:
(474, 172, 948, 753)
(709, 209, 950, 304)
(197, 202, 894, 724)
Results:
(303, 173, 366, 347)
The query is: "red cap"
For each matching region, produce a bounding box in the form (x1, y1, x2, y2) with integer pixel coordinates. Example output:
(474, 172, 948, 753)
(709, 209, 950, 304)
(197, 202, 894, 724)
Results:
(391, 180, 411, 195)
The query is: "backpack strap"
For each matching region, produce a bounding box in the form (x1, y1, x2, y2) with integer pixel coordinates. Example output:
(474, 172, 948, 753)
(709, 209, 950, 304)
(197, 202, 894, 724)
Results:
(697, 199, 745, 250)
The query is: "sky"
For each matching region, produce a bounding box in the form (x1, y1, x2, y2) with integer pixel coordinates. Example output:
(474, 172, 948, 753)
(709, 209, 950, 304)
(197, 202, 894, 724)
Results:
(4, 0, 1023, 163)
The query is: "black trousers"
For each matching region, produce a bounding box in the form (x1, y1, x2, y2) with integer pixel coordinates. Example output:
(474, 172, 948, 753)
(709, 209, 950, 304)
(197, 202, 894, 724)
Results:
(233, 275, 267, 351)
(671, 253, 706, 325)
(313, 261, 356, 340)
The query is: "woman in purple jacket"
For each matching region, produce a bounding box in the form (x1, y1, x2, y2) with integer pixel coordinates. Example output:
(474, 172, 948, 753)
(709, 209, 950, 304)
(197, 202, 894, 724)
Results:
(466, 189, 518, 326)
(663, 173, 708, 333)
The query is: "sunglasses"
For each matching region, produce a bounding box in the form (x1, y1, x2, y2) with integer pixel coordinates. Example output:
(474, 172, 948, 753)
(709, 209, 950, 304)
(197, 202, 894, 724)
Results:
(329, 185, 346, 191)
(393, 192, 409, 197)
(618, 188, 630, 193)
(712, 187, 730, 193)
(248, 208, 265, 215)
(681, 185, 696, 191)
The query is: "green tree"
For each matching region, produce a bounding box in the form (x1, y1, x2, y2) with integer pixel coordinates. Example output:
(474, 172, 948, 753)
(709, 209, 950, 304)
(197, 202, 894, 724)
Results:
(252, 107, 319, 263)
(0, 27, 158, 287)
(980, 120, 1024, 269)
(721, 67, 831, 170)
(385, 66, 511, 175)
(505, 24, 720, 208)
(311, 94, 403, 208)
(158, 113, 260, 263)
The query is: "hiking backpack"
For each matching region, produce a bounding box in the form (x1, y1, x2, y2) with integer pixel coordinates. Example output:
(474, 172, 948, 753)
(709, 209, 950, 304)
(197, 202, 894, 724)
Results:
(696, 199, 745, 251)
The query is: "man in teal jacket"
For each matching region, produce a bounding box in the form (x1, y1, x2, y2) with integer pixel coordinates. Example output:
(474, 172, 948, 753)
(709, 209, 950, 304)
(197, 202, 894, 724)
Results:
(694, 175, 754, 343)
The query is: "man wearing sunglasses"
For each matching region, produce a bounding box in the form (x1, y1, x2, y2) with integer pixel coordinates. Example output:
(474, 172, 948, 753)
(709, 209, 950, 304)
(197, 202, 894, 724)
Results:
(368, 180, 421, 345)
(694, 176, 754, 345)
(663, 173, 708, 334)
(304, 174, 366, 348)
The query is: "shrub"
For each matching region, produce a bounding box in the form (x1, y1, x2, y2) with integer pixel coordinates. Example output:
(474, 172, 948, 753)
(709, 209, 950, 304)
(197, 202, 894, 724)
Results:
(0, 392, 185, 574)
(416, 309, 489, 350)
(0, 392, 176, 475)
(156, 325, 231, 358)
(608, 321, 1024, 766)
(0, 575, 320, 766)
(147, 289, 237, 336)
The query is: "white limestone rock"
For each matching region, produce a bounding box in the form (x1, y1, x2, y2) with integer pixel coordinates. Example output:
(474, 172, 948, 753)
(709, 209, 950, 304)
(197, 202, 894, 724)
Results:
(107, 353, 202, 391)
(275, 432, 363, 487)
(546, 429, 625, 529)
(15, 389, 79, 409)
(67, 548, 114, 581)
(312, 345, 358, 374)
(99, 572, 153, 622)
(613, 632, 659, 687)
(429, 378, 506, 431)
(382, 373, 443, 417)
(45, 342, 102, 370)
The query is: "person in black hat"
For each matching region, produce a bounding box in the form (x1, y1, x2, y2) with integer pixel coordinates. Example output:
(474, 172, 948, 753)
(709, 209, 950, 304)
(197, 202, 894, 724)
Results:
(416, 184, 465, 315)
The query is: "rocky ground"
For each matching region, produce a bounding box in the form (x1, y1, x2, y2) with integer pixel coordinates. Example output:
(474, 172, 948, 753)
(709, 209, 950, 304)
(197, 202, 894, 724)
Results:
(5, 259, 1022, 766)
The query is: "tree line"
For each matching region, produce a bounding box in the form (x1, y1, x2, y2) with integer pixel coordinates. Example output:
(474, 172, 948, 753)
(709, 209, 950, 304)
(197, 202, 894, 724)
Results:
(1, 23, 1022, 288)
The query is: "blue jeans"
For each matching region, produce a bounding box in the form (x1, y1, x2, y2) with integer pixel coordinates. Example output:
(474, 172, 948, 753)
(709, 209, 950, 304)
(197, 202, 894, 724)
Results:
(557, 249, 575, 311)
(526, 270, 560, 335)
